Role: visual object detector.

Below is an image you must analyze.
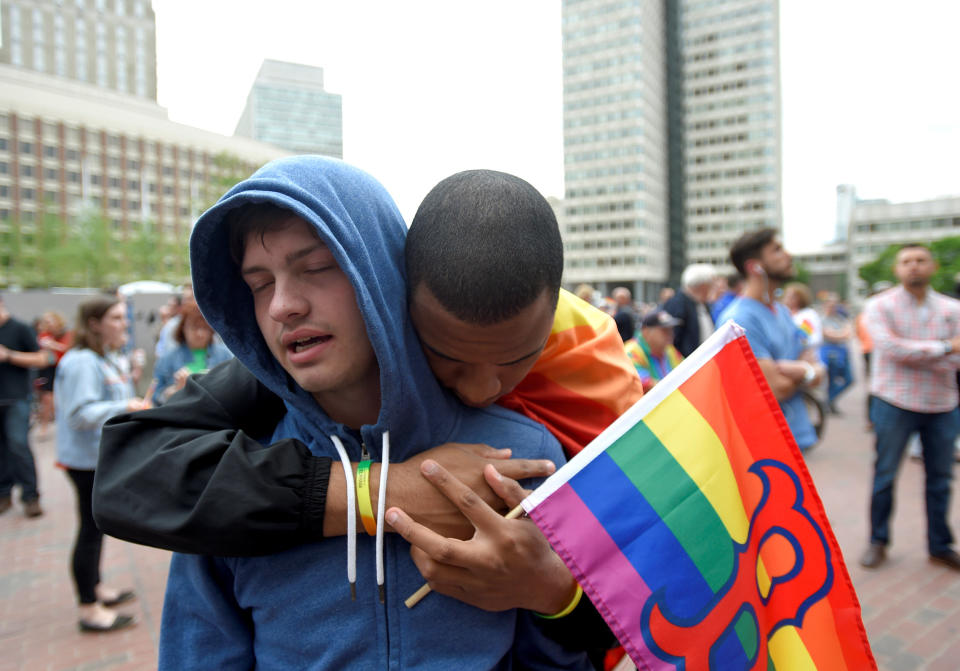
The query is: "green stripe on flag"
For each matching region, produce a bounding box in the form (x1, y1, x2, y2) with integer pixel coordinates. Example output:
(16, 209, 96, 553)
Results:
(607, 420, 734, 593)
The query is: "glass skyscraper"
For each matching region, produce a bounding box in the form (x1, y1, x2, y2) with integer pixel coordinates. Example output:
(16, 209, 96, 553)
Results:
(234, 59, 343, 159)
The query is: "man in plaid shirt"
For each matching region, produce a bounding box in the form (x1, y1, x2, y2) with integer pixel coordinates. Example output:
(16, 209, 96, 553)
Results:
(860, 243, 960, 570)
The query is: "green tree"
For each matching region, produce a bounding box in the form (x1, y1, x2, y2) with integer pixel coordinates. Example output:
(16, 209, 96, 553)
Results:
(204, 152, 253, 211)
(858, 236, 960, 294)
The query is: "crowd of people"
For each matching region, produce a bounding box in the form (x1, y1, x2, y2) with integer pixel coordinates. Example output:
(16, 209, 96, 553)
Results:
(0, 283, 238, 632)
(584, 234, 960, 578)
(0, 154, 957, 670)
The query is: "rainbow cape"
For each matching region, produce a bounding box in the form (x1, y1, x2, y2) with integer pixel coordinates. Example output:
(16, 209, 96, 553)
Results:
(522, 322, 875, 670)
(500, 289, 644, 456)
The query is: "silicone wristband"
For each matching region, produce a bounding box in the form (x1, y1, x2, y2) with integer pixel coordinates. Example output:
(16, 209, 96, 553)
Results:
(535, 583, 583, 620)
(356, 460, 377, 536)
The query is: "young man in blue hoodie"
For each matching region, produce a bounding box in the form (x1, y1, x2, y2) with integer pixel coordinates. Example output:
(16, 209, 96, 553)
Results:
(158, 157, 590, 670)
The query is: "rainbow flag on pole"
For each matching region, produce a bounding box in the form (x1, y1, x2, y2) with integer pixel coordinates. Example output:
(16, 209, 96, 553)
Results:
(522, 322, 875, 670)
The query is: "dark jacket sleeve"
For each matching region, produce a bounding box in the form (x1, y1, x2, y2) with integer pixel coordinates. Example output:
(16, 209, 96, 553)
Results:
(93, 357, 331, 556)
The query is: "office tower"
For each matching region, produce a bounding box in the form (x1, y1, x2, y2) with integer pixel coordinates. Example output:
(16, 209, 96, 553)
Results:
(835, 184, 856, 242)
(0, 0, 158, 99)
(234, 59, 343, 158)
(560, 0, 781, 299)
(681, 0, 781, 270)
(561, 1, 670, 300)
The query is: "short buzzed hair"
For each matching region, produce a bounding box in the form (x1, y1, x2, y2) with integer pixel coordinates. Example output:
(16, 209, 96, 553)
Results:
(896, 242, 932, 258)
(405, 170, 563, 325)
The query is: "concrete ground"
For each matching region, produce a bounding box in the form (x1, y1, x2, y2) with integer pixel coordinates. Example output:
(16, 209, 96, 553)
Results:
(1, 372, 959, 670)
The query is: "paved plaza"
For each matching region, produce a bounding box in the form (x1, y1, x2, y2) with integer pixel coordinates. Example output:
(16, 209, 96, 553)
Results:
(1, 374, 959, 670)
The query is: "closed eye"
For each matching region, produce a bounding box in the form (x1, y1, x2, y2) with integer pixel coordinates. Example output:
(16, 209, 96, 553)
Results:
(247, 278, 274, 294)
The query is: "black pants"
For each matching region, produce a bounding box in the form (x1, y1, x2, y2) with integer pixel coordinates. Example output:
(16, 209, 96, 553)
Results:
(66, 469, 102, 604)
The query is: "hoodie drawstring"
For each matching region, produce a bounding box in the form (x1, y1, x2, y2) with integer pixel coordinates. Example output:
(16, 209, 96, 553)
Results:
(375, 431, 390, 603)
(332, 431, 391, 603)
(330, 435, 357, 599)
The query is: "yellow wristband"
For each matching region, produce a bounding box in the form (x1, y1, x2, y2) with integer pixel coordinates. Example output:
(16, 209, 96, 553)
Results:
(356, 460, 377, 536)
(535, 583, 583, 619)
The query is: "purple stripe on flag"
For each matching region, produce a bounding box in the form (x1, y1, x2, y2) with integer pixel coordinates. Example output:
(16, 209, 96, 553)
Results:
(529, 482, 672, 671)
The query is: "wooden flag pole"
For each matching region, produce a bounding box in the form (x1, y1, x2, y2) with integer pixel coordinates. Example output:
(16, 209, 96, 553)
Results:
(404, 502, 526, 609)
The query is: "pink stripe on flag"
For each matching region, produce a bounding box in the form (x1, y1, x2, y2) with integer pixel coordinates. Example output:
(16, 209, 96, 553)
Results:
(528, 482, 670, 671)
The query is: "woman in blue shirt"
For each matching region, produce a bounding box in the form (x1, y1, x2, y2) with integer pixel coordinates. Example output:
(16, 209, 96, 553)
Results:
(151, 301, 232, 406)
(55, 298, 149, 632)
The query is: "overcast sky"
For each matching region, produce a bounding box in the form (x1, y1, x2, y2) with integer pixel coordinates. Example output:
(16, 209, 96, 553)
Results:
(153, 0, 959, 252)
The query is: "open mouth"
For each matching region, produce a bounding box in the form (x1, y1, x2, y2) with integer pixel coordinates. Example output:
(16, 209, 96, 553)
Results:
(289, 335, 332, 353)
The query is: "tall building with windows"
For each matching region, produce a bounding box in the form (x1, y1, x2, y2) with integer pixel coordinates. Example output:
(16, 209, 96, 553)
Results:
(0, 65, 285, 286)
(234, 59, 343, 158)
(560, 0, 781, 299)
(0, 0, 158, 99)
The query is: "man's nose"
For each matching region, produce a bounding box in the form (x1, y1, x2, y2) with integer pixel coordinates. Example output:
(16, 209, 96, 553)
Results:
(456, 365, 502, 406)
(268, 280, 308, 322)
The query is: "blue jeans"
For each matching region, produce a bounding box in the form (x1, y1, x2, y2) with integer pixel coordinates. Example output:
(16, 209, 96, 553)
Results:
(820, 343, 853, 404)
(869, 398, 959, 555)
(0, 400, 39, 502)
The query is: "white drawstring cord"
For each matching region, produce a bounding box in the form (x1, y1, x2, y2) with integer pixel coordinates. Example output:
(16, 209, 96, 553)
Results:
(330, 435, 357, 599)
(375, 431, 390, 603)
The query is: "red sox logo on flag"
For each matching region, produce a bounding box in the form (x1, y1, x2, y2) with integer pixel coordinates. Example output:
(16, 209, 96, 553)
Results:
(642, 459, 833, 669)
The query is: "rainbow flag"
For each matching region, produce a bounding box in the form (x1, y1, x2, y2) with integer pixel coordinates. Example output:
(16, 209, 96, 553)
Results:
(522, 322, 875, 670)
(500, 289, 644, 456)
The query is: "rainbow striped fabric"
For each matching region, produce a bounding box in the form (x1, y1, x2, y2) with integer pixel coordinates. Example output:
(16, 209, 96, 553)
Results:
(500, 289, 644, 456)
(522, 322, 875, 670)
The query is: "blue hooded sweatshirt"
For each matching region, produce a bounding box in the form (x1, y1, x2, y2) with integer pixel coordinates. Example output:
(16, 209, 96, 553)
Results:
(158, 156, 588, 670)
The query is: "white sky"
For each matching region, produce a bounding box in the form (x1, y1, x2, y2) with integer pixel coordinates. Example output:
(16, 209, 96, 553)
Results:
(153, 0, 959, 253)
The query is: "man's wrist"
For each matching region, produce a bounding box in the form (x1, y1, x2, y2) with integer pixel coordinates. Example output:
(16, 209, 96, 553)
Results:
(534, 570, 580, 616)
(800, 361, 816, 385)
(942, 340, 953, 355)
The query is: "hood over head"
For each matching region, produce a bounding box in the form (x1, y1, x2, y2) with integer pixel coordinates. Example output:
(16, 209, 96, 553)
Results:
(189, 156, 457, 459)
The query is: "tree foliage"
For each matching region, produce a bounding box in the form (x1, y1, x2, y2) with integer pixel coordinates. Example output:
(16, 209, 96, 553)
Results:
(858, 236, 960, 294)
(0, 211, 188, 289)
(203, 152, 254, 211)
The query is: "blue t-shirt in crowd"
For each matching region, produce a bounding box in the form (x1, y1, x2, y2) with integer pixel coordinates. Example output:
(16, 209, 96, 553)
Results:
(717, 297, 818, 450)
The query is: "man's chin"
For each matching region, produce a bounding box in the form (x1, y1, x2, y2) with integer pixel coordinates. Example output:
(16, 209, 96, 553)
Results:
(456, 393, 500, 409)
